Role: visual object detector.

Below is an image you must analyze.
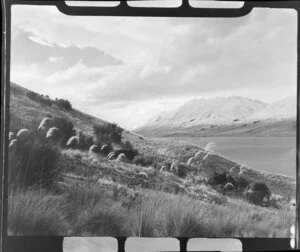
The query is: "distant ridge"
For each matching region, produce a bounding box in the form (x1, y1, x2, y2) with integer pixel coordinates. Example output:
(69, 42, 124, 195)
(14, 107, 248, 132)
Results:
(136, 95, 296, 137)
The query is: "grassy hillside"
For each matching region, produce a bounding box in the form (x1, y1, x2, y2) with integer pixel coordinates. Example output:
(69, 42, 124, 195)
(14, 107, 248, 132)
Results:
(8, 82, 296, 237)
(10, 82, 106, 135)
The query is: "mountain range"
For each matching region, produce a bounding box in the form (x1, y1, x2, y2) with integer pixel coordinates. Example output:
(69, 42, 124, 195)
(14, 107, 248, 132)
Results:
(136, 95, 297, 137)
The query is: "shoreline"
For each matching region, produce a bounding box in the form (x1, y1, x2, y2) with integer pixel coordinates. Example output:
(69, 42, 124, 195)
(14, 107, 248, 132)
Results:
(149, 135, 296, 179)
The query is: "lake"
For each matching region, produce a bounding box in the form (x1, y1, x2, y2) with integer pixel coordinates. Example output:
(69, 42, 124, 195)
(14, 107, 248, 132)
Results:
(164, 136, 296, 178)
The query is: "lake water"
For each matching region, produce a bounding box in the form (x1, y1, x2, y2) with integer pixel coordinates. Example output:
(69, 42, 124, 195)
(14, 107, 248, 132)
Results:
(165, 136, 296, 178)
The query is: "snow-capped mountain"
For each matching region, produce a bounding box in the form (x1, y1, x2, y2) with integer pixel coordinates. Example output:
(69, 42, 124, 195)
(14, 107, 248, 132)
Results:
(249, 95, 296, 121)
(139, 95, 296, 130)
(143, 96, 267, 128)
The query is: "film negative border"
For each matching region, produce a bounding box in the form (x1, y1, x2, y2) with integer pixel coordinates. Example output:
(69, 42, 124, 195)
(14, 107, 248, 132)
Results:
(1, 0, 299, 251)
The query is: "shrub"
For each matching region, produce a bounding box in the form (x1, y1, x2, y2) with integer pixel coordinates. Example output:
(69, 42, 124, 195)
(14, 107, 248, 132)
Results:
(208, 172, 228, 186)
(8, 131, 61, 190)
(26, 91, 52, 107)
(133, 154, 156, 167)
(122, 140, 134, 150)
(55, 98, 72, 110)
(176, 163, 188, 178)
(252, 182, 270, 198)
(40, 97, 52, 107)
(93, 123, 123, 145)
(226, 174, 237, 187)
(52, 117, 76, 147)
(236, 176, 250, 190)
(77, 131, 94, 151)
(247, 182, 271, 205)
(247, 191, 266, 205)
(26, 91, 39, 101)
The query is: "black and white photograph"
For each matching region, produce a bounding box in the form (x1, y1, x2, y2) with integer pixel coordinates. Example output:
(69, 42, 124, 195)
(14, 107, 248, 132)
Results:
(7, 3, 297, 237)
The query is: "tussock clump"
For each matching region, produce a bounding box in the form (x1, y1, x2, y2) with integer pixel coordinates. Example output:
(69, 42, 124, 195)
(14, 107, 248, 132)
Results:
(9, 131, 61, 190)
(129, 192, 213, 237)
(187, 157, 195, 165)
(9, 139, 18, 149)
(136, 171, 149, 179)
(38, 118, 52, 131)
(73, 206, 129, 236)
(108, 153, 116, 160)
(66, 136, 79, 148)
(8, 189, 67, 235)
(16, 129, 30, 141)
(46, 127, 59, 139)
(62, 183, 130, 236)
(89, 144, 100, 154)
(100, 144, 113, 156)
(116, 153, 127, 162)
(9, 132, 15, 141)
(224, 183, 235, 191)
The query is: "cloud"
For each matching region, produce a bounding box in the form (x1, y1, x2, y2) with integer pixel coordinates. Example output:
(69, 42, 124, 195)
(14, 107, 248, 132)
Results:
(11, 28, 122, 75)
(78, 8, 296, 105)
(10, 6, 297, 128)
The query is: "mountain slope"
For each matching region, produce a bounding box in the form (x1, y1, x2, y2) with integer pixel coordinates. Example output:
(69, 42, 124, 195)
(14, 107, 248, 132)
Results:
(136, 95, 296, 137)
(10, 82, 107, 135)
(249, 95, 296, 121)
(144, 96, 267, 128)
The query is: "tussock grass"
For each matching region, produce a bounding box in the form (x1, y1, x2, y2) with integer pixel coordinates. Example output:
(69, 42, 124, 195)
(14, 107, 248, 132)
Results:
(8, 189, 68, 235)
(129, 191, 223, 237)
(61, 182, 130, 236)
(127, 190, 295, 238)
(207, 198, 295, 237)
(8, 176, 295, 237)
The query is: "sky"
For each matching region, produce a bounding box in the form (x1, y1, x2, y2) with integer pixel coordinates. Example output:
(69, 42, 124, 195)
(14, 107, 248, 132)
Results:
(11, 3, 297, 130)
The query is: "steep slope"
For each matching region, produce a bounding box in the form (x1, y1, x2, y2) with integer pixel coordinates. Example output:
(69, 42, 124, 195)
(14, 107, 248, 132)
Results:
(10, 82, 107, 135)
